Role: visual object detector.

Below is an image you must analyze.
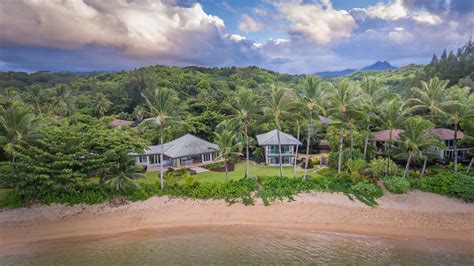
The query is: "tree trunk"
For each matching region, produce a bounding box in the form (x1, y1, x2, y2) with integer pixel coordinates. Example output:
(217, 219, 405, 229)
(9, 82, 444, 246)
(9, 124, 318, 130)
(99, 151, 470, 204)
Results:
(387, 129, 393, 176)
(303, 115, 312, 180)
(244, 123, 249, 178)
(454, 123, 458, 173)
(403, 153, 412, 178)
(225, 159, 229, 181)
(349, 121, 354, 160)
(363, 123, 370, 159)
(338, 126, 344, 174)
(277, 129, 283, 177)
(160, 125, 164, 189)
(467, 158, 473, 173)
(420, 157, 428, 177)
(293, 123, 300, 178)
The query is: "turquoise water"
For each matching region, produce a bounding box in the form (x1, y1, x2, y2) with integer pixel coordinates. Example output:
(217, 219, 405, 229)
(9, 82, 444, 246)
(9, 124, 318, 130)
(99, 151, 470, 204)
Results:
(1, 226, 473, 265)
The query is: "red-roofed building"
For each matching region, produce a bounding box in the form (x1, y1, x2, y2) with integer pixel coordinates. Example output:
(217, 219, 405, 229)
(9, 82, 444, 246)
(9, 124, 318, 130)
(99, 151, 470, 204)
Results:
(110, 119, 134, 127)
(370, 128, 472, 161)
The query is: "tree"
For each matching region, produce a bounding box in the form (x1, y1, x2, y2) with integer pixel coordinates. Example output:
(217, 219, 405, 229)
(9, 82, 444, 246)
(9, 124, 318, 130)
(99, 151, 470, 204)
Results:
(100, 153, 145, 194)
(398, 117, 443, 178)
(214, 120, 242, 180)
(227, 88, 260, 178)
(142, 87, 180, 189)
(408, 77, 448, 121)
(379, 97, 407, 176)
(443, 87, 474, 173)
(49, 84, 75, 117)
(262, 85, 293, 177)
(296, 76, 325, 180)
(27, 84, 44, 117)
(360, 75, 387, 159)
(0, 104, 41, 166)
(326, 80, 364, 173)
(91, 93, 112, 117)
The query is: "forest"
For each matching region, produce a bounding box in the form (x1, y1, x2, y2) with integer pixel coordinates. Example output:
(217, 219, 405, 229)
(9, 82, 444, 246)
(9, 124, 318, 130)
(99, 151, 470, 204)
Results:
(0, 40, 473, 207)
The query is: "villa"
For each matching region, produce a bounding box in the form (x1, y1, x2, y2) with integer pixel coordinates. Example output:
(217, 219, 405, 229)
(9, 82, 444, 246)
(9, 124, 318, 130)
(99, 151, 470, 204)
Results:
(256, 130, 303, 166)
(370, 128, 472, 161)
(131, 134, 218, 169)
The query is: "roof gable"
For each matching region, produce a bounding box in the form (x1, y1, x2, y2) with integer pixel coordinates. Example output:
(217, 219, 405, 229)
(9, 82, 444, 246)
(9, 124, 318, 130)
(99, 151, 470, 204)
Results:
(256, 130, 302, 146)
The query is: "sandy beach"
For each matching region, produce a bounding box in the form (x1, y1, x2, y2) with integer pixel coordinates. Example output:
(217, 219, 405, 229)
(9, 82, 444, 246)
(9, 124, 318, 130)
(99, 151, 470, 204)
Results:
(1, 190, 473, 248)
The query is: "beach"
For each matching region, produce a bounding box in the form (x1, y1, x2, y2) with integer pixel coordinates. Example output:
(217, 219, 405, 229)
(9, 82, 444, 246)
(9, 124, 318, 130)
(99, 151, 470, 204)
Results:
(1, 190, 474, 248)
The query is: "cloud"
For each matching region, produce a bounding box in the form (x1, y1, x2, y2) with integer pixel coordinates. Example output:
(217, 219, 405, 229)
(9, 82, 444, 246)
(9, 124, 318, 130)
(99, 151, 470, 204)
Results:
(238, 14, 263, 32)
(388, 27, 414, 44)
(412, 12, 443, 25)
(276, 0, 356, 45)
(354, 0, 408, 20)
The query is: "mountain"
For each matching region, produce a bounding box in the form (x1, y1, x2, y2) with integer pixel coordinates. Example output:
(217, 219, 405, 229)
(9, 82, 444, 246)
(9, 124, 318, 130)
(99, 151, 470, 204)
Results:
(314, 61, 397, 77)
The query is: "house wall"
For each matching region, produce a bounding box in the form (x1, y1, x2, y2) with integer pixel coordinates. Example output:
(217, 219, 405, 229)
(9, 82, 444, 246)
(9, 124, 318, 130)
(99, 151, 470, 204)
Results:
(264, 145, 296, 166)
(133, 152, 217, 167)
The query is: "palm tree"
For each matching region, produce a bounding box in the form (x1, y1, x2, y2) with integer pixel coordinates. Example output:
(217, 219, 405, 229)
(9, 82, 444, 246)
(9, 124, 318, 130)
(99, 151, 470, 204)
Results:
(0, 105, 41, 166)
(214, 120, 242, 180)
(360, 75, 387, 159)
(379, 97, 407, 176)
(398, 117, 443, 177)
(100, 153, 145, 194)
(326, 80, 364, 173)
(49, 84, 75, 117)
(408, 77, 448, 121)
(28, 84, 44, 117)
(142, 87, 179, 189)
(227, 88, 260, 178)
(262, 85, 292, 177)
(443, 87, 474, 173)
(408, 77, 448, 172)
(91, 93, 112, 117)
(297, 76, 325, 180)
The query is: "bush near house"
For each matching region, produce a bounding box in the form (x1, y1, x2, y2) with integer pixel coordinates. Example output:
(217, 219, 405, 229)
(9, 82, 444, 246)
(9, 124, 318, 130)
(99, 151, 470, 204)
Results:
(410, 173, 474, 202)
(384, 176, 411, 194)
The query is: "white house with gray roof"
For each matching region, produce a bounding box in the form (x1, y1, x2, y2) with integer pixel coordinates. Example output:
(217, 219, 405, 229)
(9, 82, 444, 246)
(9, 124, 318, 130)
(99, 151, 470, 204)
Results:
(256, 130, 302, 166)
(131, 134, 218, 168)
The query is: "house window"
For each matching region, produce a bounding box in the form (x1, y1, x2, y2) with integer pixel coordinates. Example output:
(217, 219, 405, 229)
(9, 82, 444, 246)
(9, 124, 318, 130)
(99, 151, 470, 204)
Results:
(202, 153, 212, 162)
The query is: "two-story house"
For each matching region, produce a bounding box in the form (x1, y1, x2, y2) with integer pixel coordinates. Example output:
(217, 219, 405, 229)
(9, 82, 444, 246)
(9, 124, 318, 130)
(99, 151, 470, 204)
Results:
(256, 130, 302, 166)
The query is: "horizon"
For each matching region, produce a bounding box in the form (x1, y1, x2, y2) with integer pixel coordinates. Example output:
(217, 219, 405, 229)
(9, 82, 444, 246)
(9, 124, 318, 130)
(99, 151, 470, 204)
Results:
(1, 0, 473, 74)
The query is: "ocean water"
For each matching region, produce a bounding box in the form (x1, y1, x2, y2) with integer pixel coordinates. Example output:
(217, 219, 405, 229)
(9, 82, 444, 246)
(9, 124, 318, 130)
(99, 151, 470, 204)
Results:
(1, 226, 473, 265)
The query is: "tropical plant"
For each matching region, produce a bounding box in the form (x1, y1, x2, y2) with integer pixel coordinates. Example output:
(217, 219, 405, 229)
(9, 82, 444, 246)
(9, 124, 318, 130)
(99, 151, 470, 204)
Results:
(91, 93, 112, 117)
(408, 77, 448, 121)
(100, 154, 145, 194)
(379, 97, 407, 176)
(49, 84, 75, 117)
(442, 87, 474, 173)
(142, 87, 180, 189)
(214, 120, 242, 180)
(397, 117, 443, 177)
(384, 176, 411, 194)
(227, 88, 260, 178)
(296, 76, 325, 180)
(346, 159, 367, 183)
(262, 85, 293, 177)
(27, 84, 44, 117)
(326, 80, 364, 173)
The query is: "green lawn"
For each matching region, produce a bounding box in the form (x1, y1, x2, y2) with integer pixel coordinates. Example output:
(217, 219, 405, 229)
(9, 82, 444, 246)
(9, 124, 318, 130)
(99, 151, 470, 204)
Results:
(0, 188, 12, 201)
(144, 161, 321, 184)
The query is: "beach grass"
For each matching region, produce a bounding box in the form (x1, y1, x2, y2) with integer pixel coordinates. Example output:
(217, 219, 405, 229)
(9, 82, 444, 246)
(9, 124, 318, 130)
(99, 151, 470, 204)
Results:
(0, 188, 12, 201)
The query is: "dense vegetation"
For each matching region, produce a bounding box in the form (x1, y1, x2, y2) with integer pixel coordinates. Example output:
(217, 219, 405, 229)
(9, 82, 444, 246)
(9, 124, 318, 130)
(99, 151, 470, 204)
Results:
(0, 41, 473, 208)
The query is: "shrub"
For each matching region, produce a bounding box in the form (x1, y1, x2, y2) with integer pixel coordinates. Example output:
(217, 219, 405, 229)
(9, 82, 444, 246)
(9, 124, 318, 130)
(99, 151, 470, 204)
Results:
(346, 159, 367, 183)
(258, 176, 298, 205)
(328, 148, 364, 170)
(369, 158, 400, 178)
(384, 176, 411, 194)
(412, 173, 455, 196)
(349, 180, 383, 207)
(449, 174, 474, 201)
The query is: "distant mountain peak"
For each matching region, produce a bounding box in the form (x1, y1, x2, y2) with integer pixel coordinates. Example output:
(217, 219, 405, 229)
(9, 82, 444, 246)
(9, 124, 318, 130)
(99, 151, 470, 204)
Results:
(314, 61, 397, 77)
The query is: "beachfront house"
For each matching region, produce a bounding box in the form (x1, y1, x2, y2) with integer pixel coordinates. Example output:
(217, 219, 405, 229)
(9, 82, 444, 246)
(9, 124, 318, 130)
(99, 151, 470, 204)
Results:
(256, 130, 302, 166)
(131, 134, 218, 169)
(370, 128, 472, 161)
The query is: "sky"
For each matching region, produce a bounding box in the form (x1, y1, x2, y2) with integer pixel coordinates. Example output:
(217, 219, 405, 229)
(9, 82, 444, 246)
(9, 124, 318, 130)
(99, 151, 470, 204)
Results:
(0, 0, 473, 74)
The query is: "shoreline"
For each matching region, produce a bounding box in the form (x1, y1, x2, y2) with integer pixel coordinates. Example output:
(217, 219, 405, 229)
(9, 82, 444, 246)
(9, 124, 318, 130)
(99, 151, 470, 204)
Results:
(1, 191, 474, 248)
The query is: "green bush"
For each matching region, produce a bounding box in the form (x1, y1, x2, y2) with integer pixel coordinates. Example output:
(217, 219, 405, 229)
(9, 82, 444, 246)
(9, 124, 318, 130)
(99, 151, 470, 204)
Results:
(384, 176, 411, 194)
(349, 180, 383, 207)
(369, 157, 400, 178)
(258, 176, 298, 205)
(410, 173, 474, 202)
(328, 148, 364, 170)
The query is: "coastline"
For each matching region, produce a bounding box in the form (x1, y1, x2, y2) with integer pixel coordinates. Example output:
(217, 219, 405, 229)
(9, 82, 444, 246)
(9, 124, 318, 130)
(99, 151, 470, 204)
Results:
(1, 191, 473, 248)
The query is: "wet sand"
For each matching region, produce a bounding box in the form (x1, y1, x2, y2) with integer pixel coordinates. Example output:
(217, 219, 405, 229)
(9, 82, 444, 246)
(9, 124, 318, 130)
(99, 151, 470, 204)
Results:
(1, 190, 473, 248)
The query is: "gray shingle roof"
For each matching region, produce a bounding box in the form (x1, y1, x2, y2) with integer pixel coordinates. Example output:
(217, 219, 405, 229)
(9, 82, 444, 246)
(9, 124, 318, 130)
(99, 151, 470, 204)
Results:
(256, 130, 303, 146)
(131, 134, 218, 158)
